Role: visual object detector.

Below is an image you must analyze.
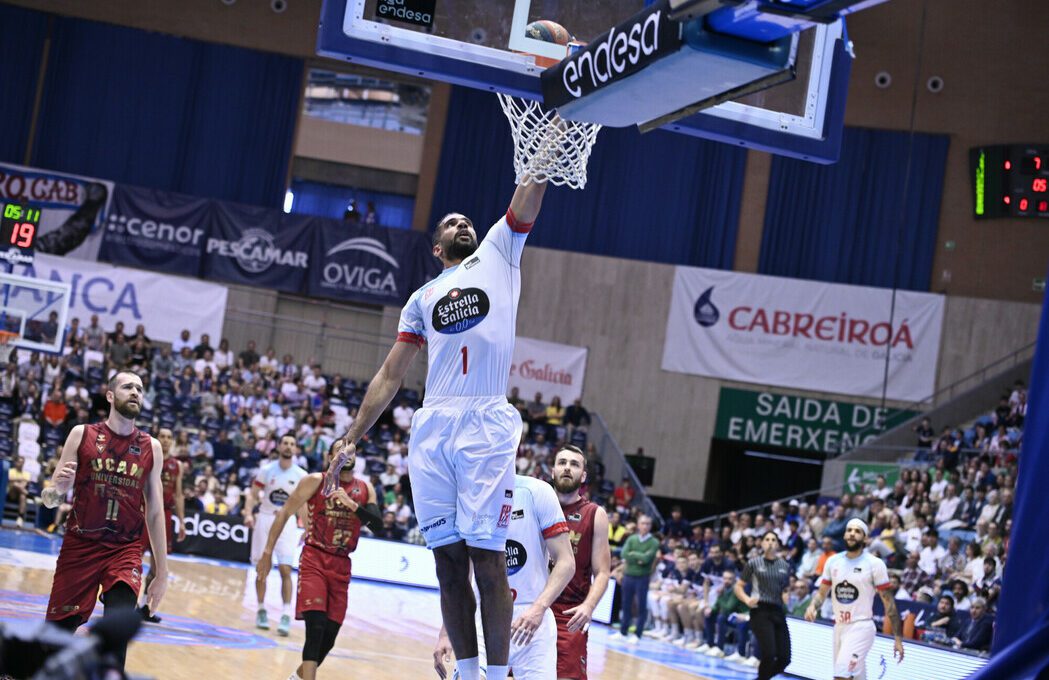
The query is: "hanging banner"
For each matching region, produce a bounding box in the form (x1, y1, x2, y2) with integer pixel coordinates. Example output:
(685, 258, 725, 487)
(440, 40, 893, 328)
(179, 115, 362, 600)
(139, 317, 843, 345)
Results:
(714, 387, 920, 455)
(0, 162, 114, 261)
(11, 253, 227, 344)
(202, 202, 315, 293)
(308, 221, 440, 306)
(662, 267, 945, 402)
(98, 185, 210, 276)
(509, 337, 589, 404)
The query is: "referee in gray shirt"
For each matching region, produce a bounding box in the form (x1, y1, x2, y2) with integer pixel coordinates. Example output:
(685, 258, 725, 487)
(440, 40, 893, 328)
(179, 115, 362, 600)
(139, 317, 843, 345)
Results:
(734, 531, 792, 680)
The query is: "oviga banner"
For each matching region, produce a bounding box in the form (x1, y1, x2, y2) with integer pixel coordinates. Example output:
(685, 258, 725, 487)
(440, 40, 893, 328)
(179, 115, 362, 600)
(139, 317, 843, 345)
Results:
(661, 267, 945, 402)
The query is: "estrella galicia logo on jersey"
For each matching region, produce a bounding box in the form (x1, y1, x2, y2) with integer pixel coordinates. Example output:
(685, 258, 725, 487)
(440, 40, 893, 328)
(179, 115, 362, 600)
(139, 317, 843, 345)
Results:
(693, 286, 720, 327)
(505, 539, 527, 575)
(432, 287, 490, 334)
(269, 489, 290, 506)
(834, 580, 859, 604)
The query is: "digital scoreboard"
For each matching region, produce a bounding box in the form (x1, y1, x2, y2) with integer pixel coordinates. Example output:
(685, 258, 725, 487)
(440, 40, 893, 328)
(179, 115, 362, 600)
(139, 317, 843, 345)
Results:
(970, 144, 1049, 219)
(0, 201, 41, 264)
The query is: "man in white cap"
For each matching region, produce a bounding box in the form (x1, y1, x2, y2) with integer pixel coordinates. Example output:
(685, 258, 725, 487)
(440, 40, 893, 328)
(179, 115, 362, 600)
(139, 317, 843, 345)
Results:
(805, 518, 904, 679)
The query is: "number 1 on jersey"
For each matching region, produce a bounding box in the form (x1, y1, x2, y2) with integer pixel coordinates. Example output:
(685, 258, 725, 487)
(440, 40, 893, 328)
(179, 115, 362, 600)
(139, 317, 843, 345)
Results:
(461, 346, 468, 375)
(106, 498, 119, 521)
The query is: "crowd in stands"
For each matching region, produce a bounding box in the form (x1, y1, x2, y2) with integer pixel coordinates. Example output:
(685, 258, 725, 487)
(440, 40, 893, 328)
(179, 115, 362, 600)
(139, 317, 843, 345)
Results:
(1, 318, 630, 544)
(597, 381, 1026, 663)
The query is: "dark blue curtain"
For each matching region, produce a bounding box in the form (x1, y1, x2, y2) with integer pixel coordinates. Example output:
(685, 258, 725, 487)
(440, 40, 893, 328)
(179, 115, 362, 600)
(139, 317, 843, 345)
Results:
(992, 260, 1049, 653)
(0, 5, 48, 163)
(31, 16, 303, 208)
(758, 127, 949, 290)
(289, 179, 415, 230)
(430, 86, 745, 268)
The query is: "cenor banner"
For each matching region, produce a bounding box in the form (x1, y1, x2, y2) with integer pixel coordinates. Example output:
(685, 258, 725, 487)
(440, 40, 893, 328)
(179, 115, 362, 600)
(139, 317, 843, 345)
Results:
(662, 267, 945, 402)
(508, 337, 589, 404)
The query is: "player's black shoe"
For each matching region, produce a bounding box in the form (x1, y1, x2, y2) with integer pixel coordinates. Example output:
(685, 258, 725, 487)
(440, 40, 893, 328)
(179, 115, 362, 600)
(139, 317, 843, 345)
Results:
(138, 605, 162, 624)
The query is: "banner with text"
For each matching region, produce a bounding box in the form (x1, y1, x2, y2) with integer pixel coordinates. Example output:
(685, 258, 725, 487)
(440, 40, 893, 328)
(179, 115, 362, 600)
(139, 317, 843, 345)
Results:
(308, 221, 440, 307)
(203, 202, 315, 293)
(509, 337, 588, 404)
(0, 162, 114, 261)
(12, 253, 227, 344)
(662, 267, 945, 402)
(99, 185, 210, 276)
(714, 388, 920, 455)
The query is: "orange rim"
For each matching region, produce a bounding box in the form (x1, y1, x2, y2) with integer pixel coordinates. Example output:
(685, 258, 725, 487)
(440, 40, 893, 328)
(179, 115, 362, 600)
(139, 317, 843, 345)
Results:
(0, 330, 18, 345)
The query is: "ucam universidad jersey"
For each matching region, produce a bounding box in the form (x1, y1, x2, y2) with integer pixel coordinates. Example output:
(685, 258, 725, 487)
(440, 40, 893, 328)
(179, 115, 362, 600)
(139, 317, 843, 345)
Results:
(254, 460, 308, 515)
(397, 212, 529, 400)
(820, 551, 892, 625)
(482, 475, 568, 606)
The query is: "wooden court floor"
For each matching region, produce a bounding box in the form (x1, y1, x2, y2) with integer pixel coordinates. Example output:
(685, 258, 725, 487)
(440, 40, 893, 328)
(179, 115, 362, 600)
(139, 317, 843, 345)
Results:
(0, 530, 739, 680)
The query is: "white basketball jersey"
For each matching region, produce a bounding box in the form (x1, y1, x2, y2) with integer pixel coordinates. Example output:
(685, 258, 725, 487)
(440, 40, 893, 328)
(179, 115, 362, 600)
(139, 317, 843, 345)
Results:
(820, 551, 891, 625)
(487, 475, 568, 606)
(398, 214, 528, 400)
(253, 460, 308, 515)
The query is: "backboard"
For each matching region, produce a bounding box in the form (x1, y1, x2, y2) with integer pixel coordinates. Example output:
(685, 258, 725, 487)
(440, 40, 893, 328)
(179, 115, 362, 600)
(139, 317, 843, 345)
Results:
(318, 0, 853, 162)
(0, 272, 72, 355)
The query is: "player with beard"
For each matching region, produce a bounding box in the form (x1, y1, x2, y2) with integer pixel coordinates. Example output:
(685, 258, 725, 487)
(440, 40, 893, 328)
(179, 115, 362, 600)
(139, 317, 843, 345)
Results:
(324, 180, 550, 680)
(246, 434, 308, 636)
(806, 518, 904, 679)
(138, 427, 186, 623)
(257, 440, 382, 680)
(40, 371, 168, 671)
(550, 445, 610, 680)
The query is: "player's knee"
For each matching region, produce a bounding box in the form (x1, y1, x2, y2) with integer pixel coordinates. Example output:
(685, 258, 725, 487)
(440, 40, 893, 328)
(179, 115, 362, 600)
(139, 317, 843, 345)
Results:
(434, 544, 471, 588)
(319, 618, 341, 663)
(102, 583, 137, 612)
(302, 611, 328, 663)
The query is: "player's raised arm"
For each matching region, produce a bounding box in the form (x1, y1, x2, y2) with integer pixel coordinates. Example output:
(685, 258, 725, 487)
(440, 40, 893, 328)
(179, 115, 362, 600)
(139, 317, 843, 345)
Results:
(256, 474, 323, 577)
(508, 179, 548, 227)
(144, 436, 170, 611)
(42, 425, 83, 508)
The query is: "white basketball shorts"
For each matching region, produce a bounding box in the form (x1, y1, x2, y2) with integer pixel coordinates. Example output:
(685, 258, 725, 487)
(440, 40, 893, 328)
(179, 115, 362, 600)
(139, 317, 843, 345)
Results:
(251, 511, 299, 566)
(833, 619, 877, 679)
(474, 603, 557, 679)
(408, 396, 521, 552)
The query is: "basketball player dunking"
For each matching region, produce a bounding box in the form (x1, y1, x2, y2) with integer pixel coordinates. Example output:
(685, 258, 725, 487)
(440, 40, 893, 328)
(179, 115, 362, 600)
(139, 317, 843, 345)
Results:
(139, 427, 185, 623)
(806, 518, 904, 679)
(433, 474, 575, 679)
(256, 440, 382, 680)
(324, 179, 550, 680)
(41, 371, 168, 670)
(550, 446, 611, 680)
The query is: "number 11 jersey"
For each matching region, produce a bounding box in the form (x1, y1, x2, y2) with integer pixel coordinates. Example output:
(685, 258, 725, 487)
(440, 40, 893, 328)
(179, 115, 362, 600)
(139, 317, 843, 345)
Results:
(398, 212, 529, 401)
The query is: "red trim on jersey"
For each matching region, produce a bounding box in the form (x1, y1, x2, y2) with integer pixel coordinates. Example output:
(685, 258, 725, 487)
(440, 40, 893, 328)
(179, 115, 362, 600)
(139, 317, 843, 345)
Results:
(506, 207, 533, 234)
(396, 331, 426, 347)
(253, 480, 265, 488)
(875, 582, 893, 591)
(821, 578, 832, 586)
(542, 521, 569, 538)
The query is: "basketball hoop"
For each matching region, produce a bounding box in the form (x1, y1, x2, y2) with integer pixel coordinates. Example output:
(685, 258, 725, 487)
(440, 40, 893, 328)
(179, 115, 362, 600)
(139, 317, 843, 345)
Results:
(0, 330, 17, 346)
(497, 93, 601, 191)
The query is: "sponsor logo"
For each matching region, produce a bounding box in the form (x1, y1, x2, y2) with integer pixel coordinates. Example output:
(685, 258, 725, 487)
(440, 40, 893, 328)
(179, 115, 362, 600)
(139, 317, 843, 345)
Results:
(505, 539, 527, 575)
(129, 445, 141, 455)
(464, 256, 480, 269)
(505, 489, 513, 498)
(834, 580, 859, 604)
(561, 7, 665, 98)
(497, 504, 512, 528)
(321, 237, 400, 297)
(400, 556, 409, 572)
(693, 286, 720, 327)
(375, 0, 434, 28)
(107, 212, 207, 256)
(568, 513, 582, 522)
(177, 515, 250, 543)
(424, 286, 435, 301)
(511, 509, 524, 520)
(207, 228, 308, 274)
(269, 489, 290, 506)
(853, 567, 863, 573)
(510, 360, 574, 386)
(421, 517, 447, 533)
(432, 287, 490, 334)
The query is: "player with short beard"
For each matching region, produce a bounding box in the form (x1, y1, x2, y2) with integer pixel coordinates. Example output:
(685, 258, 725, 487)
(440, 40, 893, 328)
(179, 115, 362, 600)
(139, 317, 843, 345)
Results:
(550, 445, 610, 680)
(41, 371, 168, 671)
(138, 427, 186, 623)
(806, 518, 904, 679)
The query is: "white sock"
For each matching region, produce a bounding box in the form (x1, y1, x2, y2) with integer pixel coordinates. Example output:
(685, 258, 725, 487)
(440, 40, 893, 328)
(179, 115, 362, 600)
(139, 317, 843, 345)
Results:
(282, 603, 291, 617)
(486, 665, 508, 680)
(455, 657, 480, 680)
(286, 672, 301, 680)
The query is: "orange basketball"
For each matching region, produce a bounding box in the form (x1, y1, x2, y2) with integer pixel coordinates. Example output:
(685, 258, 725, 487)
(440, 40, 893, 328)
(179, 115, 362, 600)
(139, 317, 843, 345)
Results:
(525, 20, 572, 46)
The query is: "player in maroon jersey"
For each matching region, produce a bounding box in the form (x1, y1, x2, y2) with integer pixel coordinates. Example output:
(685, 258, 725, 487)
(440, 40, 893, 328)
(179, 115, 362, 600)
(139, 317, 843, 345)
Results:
(550, 445, 611, 680)
(138, 427, 185, 623)
(256, 440, 383, 680)
(40, 371, 169, 670)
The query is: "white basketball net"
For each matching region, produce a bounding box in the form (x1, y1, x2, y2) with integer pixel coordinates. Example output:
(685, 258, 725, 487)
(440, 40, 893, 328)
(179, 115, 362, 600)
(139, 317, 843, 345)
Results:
(497, 93, 601, 191)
